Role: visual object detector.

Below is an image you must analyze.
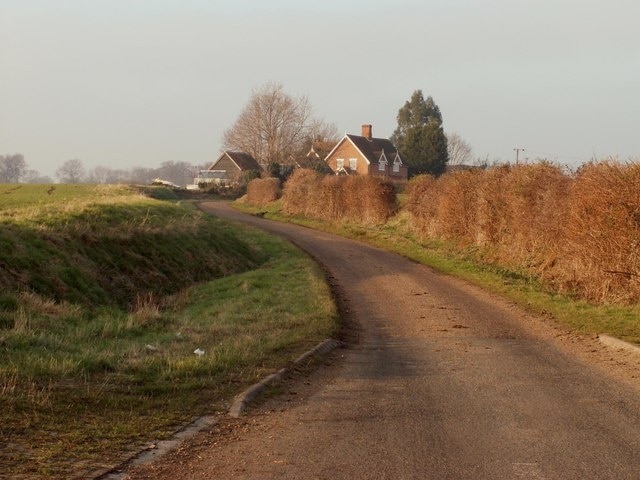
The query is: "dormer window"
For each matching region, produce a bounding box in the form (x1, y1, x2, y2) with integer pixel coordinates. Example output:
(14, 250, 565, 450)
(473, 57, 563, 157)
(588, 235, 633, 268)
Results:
(378, 150, 388, 171)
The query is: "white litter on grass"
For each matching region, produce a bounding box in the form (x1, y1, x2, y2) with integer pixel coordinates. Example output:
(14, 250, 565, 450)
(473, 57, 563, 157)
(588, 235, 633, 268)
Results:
(193, 348, 205, 356)
(145, 344, 158, 351)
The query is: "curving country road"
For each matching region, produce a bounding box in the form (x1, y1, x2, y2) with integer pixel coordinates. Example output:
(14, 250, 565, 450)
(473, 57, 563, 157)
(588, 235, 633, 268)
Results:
(127, 202, 640, 480)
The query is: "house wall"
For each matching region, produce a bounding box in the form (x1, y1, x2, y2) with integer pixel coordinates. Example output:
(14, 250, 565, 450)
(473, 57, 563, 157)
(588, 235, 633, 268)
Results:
(326, 140, 369, 175)
(326, 137, 408, 181)
(210, 155, 241, 181)
(367, 163, 409, 182)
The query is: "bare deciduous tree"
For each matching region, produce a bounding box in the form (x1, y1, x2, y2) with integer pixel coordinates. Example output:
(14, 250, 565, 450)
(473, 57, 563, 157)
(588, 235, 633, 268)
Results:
(308, 119, 339, 144)
(23, 169, 52, 184)
(56, 159, 85, 183)
(223, 83, 316, 168)
(67, 162, 204, 186)
(154, 160, 195, 185)
(296, 119, 340, 159)
(128, 167, 154, 184)
(0, 154, 27, 183)
(86, 165, 110, 184)
(446, 132, 474, 166)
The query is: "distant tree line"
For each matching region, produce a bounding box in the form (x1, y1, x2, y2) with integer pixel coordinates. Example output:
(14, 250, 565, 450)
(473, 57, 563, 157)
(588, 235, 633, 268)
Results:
(0, 154, 52, 183)
(0, 155, 206, 186)
(72, 159, 206, 186)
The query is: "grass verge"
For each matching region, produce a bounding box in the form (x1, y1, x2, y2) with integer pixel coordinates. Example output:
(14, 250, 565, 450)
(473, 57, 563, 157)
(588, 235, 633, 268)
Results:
(234, 201, 640, 345)
(0, 187, 338, 479)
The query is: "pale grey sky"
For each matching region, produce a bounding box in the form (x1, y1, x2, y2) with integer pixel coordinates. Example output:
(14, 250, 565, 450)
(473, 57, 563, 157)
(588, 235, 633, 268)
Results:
(1, 0, 639, 177)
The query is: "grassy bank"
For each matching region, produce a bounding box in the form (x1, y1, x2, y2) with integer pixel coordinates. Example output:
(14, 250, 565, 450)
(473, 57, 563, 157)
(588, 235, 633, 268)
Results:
(0, 184, 260, 308)
(234, 200, 640, 345)
(0, 185, 338, 479)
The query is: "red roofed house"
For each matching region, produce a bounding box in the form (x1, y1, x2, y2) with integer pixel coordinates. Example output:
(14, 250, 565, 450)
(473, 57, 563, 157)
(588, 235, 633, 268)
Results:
(324, 125, 408, 181)
(196, 150, 262, 186)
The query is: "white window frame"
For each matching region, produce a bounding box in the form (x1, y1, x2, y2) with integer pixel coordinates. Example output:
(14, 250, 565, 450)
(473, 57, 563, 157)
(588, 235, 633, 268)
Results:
(336, 158, 344, 170)
(393, 158, 400, 173)
(378, 160, 386, 171)
(349, 158, 357, 171)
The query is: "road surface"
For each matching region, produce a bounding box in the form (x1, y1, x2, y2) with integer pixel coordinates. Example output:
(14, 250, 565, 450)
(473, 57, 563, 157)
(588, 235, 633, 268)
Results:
(125, 202, 640, 479)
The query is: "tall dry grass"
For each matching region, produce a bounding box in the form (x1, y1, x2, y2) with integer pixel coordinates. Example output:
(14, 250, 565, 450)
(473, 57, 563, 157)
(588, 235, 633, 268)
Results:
(245, 177, 281, 206)
(406, 170, 481, 241)
(406, 161, 640, 304)
(477, 163, 569, 274)
(282, 169, 396, 225)
(280, 169, 322, 218)
(556, 161, 640, 303)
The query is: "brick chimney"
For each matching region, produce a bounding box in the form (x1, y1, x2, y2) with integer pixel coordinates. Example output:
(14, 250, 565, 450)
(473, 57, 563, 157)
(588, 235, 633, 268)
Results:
(361, 124, 372, 140)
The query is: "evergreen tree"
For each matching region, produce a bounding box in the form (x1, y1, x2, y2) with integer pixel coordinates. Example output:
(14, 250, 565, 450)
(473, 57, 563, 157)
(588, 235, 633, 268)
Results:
(391, 90, 448, 176)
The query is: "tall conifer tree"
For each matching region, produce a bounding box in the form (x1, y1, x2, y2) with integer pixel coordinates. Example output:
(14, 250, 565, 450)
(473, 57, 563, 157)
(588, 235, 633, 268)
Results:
(391, 90, 448, 176)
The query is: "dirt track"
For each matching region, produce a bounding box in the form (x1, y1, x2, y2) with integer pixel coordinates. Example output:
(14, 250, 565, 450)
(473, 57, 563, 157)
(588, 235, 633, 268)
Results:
(123, 202, 640, 479)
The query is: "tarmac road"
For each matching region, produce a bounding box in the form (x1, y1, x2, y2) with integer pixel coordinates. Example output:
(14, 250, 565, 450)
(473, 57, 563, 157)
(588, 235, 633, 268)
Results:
(125, 202, 640, 480)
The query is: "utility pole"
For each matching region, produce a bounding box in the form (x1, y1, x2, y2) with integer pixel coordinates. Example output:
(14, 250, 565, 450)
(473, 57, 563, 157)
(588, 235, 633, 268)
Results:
(513, 148, 525, 165)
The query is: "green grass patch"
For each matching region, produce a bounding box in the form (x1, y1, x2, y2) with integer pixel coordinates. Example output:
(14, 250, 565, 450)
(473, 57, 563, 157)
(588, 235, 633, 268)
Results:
(234, 201, 640, 345)
(0, 188, 339, 479)
(0, 183, 131, 209)
(1, 185, 262, 308)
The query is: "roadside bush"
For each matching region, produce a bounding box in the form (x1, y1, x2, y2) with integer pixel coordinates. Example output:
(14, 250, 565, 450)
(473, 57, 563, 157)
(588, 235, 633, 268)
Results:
(318, 175, 345, 221)
(407, 161, 640, 304)
(282, 170, 396, 225)
(556, 161, 640, 303)
(407, 164, 569, 258)
(406, 171, 481, 242)
(281, 169, 323, 217)
(420, 171, 479, 241)
(405, 174, 437, 234)
(202, 182, 247, 199)
(474, 163, 569, 275)
(246, 177, 281, 206)
(344, 175, 397, 225)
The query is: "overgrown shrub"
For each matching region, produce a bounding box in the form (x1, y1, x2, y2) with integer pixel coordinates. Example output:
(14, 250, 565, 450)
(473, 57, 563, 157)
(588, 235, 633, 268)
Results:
(344, 175, 397, 225)
(202, 183, 246, 199)
(246, 177, 281, 206)
(475, 163, 569, 274)
(281, 169, 323, 217)
(556, 161, 640, 303)
(406, 161, 640, 304)
(406, 171, 481, 241)
(282, 170, 396, 225)
(280, 160, 640, 304)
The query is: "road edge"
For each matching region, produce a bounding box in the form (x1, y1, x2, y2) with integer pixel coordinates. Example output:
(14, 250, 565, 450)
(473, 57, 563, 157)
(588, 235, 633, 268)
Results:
(95, 338, 343, 480)
(598, 334, 640, 356)
(228, 338, 344, 417)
